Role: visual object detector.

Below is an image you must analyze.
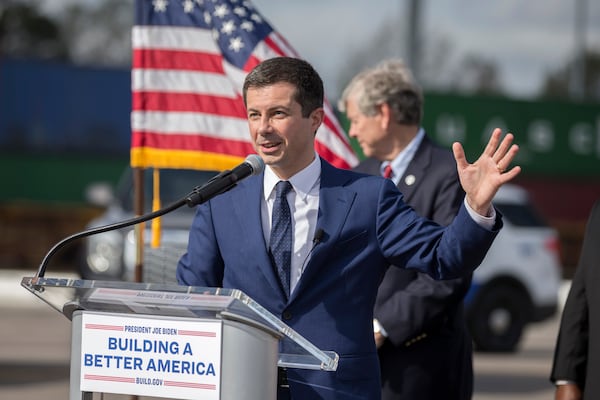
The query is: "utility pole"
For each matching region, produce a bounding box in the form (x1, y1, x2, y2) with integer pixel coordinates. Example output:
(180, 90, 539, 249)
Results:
(570, 0, 587, 100)
(406, 0, 422, 79)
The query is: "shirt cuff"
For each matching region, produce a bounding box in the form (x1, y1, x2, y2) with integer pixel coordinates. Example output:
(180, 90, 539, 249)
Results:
(373, 318, 388, 337)
(464, 197, 496, 230)
(554, 380, 577, 386)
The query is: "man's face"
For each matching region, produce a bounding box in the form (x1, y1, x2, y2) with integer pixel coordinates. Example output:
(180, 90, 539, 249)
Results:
(246, 82, 323, 179)
(345, 96, 388, 159)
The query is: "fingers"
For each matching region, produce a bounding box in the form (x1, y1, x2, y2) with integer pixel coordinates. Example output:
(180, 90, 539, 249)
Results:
(500, 164, 521, 182)
(496, 142, 519, 173)
(455, 128, 520, 176)
(483, 128, 503, 157)
(452, 142, 467, 170)
(493, 133, 514, 162)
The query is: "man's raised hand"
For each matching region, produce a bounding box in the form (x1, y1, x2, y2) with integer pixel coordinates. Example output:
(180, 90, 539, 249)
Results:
(452, 128, 521, 216)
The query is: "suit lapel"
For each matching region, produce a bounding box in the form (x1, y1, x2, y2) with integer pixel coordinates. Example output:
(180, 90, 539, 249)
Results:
(398, 135, 432, 202)
(232, 175, 287, 298)
(291, 160, 357, 300)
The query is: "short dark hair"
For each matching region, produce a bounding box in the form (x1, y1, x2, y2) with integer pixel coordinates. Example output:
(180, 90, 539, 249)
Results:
(242, 57, 324, 118)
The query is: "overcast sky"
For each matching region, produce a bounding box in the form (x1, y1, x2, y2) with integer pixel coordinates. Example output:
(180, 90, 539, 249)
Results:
(252, 0, 600, 100)
(38, 0, 600, 100)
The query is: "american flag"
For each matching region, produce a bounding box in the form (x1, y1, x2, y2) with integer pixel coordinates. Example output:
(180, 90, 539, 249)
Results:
(131, 0, 358, 171)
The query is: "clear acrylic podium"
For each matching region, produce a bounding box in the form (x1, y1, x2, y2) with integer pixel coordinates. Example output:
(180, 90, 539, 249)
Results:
(21, 276, 339, 400)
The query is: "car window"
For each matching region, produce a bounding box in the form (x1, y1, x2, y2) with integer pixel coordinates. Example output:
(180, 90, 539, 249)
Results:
(494, 203, 547, 227)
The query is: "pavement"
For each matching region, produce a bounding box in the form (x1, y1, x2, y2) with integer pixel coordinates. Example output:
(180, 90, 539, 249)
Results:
(0, 269, 572, 399)
(0, 269, 162, 399)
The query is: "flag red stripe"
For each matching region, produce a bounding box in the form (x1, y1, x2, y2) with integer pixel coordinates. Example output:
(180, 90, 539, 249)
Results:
(315, 141, 352, 170)
(242, 54, 262, 73)
(132, 131, 254, 156)
(321, 116, 355, 154)
(133, 49, 224, 72)
(133, 91, 246, 116)
(263, 36, 287, 57)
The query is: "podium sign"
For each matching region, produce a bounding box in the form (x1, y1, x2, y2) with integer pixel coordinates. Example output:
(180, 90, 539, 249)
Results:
(22, 276, 338, 399)
(80, 312, 222, 399)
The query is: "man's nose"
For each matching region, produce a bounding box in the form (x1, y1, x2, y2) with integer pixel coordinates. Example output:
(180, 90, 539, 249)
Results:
(348, 125, 358, 138)
(257, 116, 273, 134)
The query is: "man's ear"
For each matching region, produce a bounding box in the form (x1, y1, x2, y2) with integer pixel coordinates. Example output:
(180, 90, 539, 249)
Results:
(379, 103, 392, 129)
(310, 107, 325, 135)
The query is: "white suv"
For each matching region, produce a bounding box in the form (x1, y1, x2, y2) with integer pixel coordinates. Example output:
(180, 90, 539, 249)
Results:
(83, 174, 561, 352)
(465, 184, 562, 352)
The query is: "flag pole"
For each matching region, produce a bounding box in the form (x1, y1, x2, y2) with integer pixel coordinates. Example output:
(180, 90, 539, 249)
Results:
(133, 167, 145, 283)
(130, 167, 144, 400)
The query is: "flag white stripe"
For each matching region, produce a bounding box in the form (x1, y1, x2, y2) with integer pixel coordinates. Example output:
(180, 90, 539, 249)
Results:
(252, 40, 281, 63)
(132, 69, 238, 97)
(132, 26, 218, 53)
(268, 32, 299, 58)
(132, 111, 249, 140)
(316, 126, 359, 163)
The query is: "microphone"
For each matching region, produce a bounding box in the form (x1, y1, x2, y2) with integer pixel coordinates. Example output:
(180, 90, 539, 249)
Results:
(312, 228, 325, 245)
(185, 154, 264, 207)
(34, 155, 265, 279)
(300, 228, 325, 274)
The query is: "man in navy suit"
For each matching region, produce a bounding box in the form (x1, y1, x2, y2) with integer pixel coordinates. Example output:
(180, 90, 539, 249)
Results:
(340, 59, 473, 400)
(177, 57, 521, 399)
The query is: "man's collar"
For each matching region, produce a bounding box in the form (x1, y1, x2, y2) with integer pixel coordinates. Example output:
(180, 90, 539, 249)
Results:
(263, 154, 321, 200)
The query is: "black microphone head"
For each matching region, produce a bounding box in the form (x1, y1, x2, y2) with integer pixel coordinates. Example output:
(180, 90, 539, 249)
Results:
(245, 154, 265, 176)
(313, 228, 325, 244)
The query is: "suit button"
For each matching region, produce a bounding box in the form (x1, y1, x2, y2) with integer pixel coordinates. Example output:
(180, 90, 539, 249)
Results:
(282, 311, 292, 320)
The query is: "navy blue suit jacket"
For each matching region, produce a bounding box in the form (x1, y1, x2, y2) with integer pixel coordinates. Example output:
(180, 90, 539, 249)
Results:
(177, 157, 499, 399)
(355, 135, 473, 400)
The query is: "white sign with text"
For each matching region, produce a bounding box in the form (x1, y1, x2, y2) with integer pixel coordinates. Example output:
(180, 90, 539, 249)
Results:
(80, 312, 222, 400)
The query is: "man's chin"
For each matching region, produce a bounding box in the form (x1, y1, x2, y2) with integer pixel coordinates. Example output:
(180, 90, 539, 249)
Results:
(260, 153, 282, 165)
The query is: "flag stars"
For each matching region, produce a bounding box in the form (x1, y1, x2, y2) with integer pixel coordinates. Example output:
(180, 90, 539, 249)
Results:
(250, 13, 262, 23)
(240, 20, 254, 32)
(228, 37, 244, 52)
(182, 0, 195, 13)
(221, 20, 236, 35)
(233, 6, 247, 17)
(152, 0, 169, 12)
(213, 4, 229, 18)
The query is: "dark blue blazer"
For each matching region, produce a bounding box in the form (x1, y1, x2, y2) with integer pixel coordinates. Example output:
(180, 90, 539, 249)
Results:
(177, 157, 499, 399)
(355, 135, 473, 400)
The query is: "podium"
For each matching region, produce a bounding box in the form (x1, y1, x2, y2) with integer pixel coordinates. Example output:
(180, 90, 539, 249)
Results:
(21, 276, 338, 400)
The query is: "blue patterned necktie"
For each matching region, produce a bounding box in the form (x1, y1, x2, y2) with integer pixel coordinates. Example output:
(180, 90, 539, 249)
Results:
(270, 181, 293, 297)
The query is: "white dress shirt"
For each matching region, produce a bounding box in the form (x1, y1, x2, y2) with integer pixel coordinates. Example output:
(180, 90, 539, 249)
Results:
(262, 155, 321, 293)
(380, 127, 425, 185)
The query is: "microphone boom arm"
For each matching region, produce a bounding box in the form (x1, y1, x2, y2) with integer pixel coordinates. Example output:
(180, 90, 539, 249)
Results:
(35, 181, 229, 280)
(34, 154, 264, 280)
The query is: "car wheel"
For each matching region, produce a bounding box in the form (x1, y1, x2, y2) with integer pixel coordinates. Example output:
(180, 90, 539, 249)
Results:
(468, 284, 531, 352)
